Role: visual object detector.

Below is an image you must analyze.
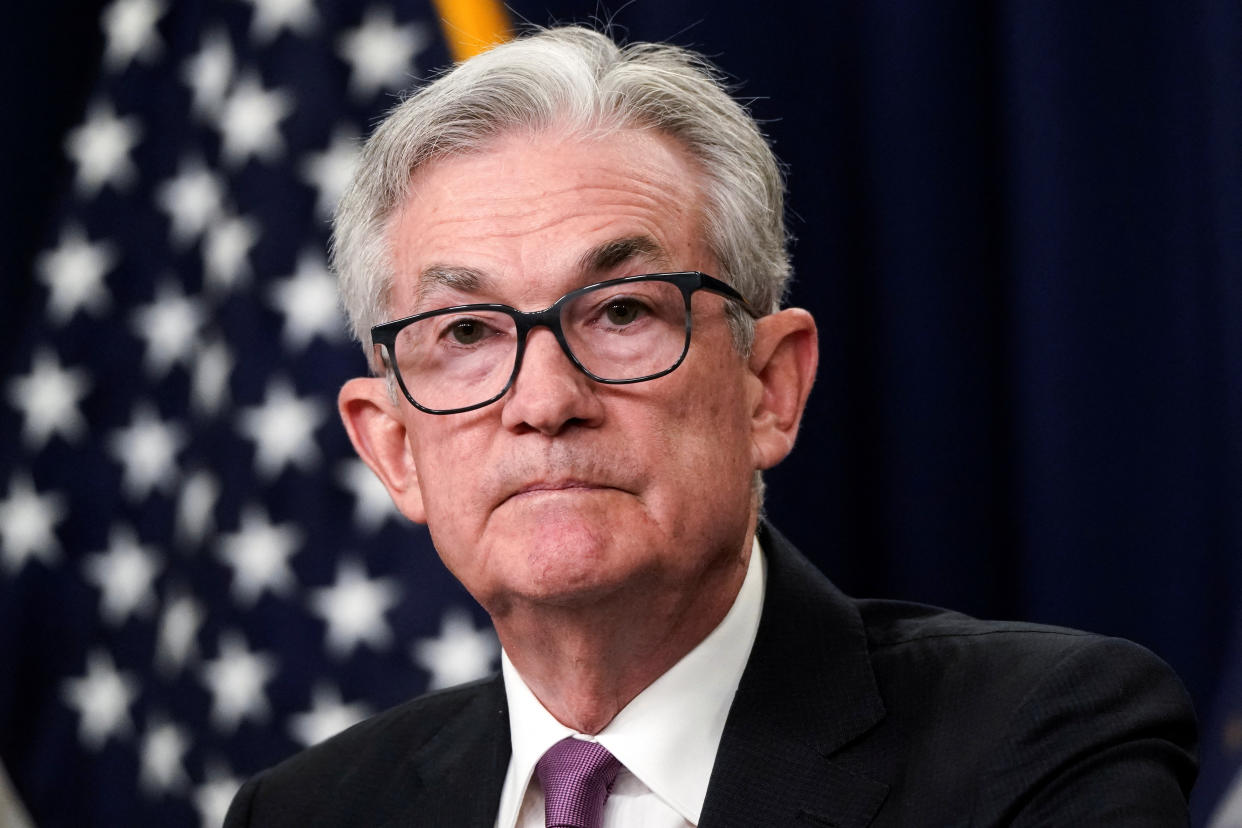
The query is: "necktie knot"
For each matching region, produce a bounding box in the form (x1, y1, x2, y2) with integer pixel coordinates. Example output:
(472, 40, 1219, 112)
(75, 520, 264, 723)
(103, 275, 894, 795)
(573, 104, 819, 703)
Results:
(535, 737, 623, 828)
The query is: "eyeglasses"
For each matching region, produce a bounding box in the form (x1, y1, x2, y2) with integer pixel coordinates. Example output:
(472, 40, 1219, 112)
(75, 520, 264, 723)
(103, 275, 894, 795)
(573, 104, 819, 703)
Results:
(371, 271, 758, 414)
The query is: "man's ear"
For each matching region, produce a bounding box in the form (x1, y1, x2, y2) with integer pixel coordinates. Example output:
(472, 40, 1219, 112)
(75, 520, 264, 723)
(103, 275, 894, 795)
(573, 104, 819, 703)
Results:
(337, 377, 427, 524)
(747, 308, 819, 471)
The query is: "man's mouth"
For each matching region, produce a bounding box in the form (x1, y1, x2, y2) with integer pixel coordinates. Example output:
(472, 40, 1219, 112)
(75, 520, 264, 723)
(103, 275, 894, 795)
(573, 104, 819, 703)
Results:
(506, 480, 608, 500)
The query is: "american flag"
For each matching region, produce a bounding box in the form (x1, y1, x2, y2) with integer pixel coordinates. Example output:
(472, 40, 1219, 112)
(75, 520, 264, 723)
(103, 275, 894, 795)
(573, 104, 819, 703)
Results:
(0, 1, 510, 825)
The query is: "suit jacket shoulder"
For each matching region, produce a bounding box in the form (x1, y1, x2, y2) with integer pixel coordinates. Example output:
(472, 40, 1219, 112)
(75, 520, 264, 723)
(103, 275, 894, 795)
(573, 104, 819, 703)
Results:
(861, 597, 1198, 825)
(224, 676, 509, 828)
(700, 523, 1198, 827)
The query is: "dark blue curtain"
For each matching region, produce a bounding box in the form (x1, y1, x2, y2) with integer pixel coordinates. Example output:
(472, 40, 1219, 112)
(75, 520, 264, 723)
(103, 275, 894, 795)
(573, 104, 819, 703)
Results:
(6, 1, 1239, 823)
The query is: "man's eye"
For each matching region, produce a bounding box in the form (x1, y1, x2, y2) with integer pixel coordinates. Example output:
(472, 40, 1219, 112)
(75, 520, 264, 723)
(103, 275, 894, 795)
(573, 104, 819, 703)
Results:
(604, 299, 645, 325)
(449, 319, 487, 344)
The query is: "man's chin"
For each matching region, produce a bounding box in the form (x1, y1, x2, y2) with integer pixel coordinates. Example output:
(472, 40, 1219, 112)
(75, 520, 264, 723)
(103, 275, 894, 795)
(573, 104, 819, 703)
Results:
(482, 508, 647, 602)
(476, 555, 637, 617)
(490, 488, 635, 541)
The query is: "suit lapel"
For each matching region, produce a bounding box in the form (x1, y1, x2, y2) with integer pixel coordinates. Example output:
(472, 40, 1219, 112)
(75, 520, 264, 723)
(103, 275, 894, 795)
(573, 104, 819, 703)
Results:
(700, 524, 889, 827)
(377, 674, 512, 828)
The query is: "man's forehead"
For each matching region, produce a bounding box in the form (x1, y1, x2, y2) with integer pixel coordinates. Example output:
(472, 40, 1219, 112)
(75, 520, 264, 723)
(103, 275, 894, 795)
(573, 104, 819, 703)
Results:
(385, 128, 711, 311)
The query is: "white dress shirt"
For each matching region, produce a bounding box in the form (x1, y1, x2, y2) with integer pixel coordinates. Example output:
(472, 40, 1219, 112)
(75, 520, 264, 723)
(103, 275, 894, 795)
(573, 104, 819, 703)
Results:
(495, 537, 766, 828)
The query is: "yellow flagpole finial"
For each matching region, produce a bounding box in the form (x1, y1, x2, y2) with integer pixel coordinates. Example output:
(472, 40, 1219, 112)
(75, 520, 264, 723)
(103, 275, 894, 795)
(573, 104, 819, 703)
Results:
(431, 0, 513, 63)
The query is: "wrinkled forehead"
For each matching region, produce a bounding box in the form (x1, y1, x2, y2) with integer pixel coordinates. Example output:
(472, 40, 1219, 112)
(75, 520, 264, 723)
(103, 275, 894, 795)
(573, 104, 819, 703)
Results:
(381, 128, 714, 313)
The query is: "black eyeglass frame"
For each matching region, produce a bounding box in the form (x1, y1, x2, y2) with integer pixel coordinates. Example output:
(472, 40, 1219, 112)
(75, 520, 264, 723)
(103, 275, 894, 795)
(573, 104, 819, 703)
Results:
(371, 271, 759, 415)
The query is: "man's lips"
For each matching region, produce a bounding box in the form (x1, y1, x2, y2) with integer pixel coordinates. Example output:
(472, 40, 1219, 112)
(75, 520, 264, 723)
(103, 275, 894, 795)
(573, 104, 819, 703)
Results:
(504, 480, 615, 502)
(487, 454, 639, 509)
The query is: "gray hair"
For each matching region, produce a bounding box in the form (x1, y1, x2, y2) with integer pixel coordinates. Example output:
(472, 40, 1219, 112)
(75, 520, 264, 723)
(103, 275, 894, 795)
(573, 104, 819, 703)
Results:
(332, 25, 790, 371)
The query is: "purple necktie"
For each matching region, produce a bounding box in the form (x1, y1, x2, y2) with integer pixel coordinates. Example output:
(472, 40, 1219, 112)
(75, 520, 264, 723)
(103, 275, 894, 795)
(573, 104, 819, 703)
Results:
(535, 737, 623, 828)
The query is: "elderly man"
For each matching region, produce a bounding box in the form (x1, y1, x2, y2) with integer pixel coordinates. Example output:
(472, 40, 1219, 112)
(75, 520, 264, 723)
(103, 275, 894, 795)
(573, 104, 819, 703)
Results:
(225, 26, 1196, 827)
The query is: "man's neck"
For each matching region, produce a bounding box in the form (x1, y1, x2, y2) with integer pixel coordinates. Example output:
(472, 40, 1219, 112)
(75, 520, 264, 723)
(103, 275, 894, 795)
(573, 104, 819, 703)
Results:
(492, 541, 752, 734)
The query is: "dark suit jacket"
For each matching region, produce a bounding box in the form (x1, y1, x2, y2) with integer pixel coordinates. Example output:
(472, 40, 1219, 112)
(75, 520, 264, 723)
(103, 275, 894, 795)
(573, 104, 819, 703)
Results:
(225, 524, 1197, 827)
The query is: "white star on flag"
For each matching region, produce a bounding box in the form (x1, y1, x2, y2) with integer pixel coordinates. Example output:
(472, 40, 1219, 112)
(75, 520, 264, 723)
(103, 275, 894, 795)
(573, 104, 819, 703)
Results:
(64, 103, 143, 197)
(107, 403, 186, 501)
(61, 650, 141, 750)
(6, 348, 92, 450)
(138, 715, 192, 795)
(412, 608, 500, 690)
(237, 379, 326, 478)
(101, 0, 166, 71)
(199, 632, 278, 732)
(82, 525, 163, 626)
(194, 764, 242, 828)
(131, 282, 206, 378)
(191, 338, 234, 415)
(37, 225, 117, 325)
(0, 474, 67, 574)
(156, 158, 226, 247)
(203, 211, 259, 292)
(336, 458, 402, 533)
(175, 470, 220, 548)
(269, 249, 346, 350)
(181, 28, 234, 119)
(309, 559, 402, 658)
(216, 505, 302, 606)
(301, 127, 360, 220)
(287, 683, 371, 748)
(155, 592, 205, 678)
(243, 0, 318, 43)
(338, 8, 430, 101)
(216, 73, 295, 167)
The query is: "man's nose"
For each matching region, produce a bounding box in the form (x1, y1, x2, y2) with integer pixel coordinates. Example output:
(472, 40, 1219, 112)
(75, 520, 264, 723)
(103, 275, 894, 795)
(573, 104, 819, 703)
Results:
(499, 327, 603, 435)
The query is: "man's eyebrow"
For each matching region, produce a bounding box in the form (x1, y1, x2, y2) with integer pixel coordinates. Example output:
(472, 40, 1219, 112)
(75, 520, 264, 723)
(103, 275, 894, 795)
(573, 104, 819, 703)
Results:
(414, 265, 491, 306)
(412, 236, 669, 307)
(576, 235, 672, 277)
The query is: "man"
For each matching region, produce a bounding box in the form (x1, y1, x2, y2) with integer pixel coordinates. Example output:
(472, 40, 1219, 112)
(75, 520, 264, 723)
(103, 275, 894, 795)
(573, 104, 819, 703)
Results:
(226, 26, 1196, 827)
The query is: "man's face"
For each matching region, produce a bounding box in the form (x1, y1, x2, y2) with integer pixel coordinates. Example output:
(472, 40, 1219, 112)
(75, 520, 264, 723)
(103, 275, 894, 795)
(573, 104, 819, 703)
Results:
(375, 129, 763, 615)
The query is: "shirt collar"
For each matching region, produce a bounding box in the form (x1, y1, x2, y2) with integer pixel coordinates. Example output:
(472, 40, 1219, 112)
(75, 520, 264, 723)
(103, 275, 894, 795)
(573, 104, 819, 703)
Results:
(496, 536, 766, 827)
